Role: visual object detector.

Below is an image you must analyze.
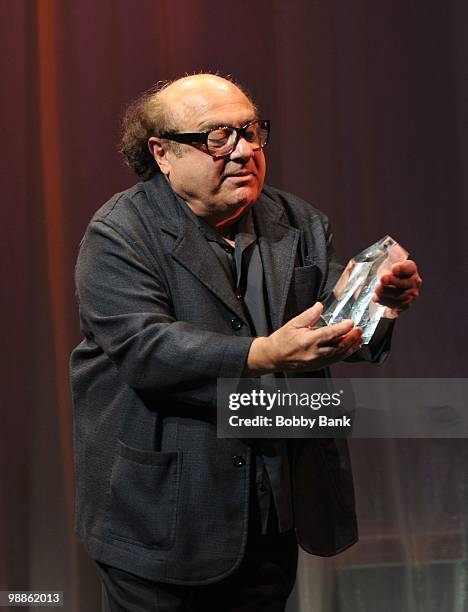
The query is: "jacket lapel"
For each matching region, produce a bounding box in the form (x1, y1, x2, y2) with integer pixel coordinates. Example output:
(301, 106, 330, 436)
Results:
(171, 223, 247, 321)
(143, 174, 247, 322)
(253, 193, 300, 330)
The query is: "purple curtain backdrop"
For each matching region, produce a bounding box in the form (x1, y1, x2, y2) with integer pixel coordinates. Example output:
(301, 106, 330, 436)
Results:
(1, 1, 467, 610)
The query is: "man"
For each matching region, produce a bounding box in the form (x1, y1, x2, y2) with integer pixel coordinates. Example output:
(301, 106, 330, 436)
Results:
(70, 74, 421, 611)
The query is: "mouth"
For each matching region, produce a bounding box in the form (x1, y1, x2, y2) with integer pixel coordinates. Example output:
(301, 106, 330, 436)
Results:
(224, 171, 255, 179)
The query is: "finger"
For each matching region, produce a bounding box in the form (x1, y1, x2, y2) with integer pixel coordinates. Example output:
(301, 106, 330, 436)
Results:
(373, 287, 419, 305)
(391, 260, 418, 277)
(337, 329, 363, 354)
(313, 319, 356, 346)
(325, 326, 363, 348)
(316, 331, 363, 362)
(374, 285, 420, 299)
(345, 337, 364, 358)
(291, 302, 324, 328)
(373, 295, 414, 310)
(316, 326, 362, 350)
(378, 274, 419, 290)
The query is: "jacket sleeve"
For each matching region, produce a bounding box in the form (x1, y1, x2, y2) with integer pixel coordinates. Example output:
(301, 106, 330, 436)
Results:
(74, 220, 254, 395)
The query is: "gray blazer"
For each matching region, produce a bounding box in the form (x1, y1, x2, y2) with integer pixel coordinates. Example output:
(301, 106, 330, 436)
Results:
(70, 173, 390, 585)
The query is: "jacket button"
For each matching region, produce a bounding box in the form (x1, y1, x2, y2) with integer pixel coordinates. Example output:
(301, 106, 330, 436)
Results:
(257, 482, 267, 492)
(232, 455, 245, 467)
(231, 318, 243, 330)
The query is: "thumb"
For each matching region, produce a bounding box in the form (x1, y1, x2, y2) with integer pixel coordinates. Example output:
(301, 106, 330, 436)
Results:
(290, 302, 324, 328)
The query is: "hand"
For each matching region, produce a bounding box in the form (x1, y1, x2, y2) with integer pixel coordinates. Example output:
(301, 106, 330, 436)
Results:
(246, 302, 363, 375)
(373, 260, 422, 316)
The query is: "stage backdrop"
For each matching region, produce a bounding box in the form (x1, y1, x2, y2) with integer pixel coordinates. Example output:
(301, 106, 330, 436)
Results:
(1, 1, 467, 611)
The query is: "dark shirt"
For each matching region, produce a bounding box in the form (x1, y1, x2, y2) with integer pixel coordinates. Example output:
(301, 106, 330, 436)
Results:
(178, 197, 293, 534)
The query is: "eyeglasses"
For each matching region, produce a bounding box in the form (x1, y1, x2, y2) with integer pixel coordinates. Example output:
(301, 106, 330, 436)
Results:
(159, 119, 270, 158)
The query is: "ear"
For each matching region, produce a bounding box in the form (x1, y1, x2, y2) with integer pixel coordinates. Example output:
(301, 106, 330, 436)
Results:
(148, 137, 171, 176)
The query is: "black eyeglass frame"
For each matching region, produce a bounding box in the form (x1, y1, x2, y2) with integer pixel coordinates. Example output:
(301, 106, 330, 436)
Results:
(159, 119, 270, 158)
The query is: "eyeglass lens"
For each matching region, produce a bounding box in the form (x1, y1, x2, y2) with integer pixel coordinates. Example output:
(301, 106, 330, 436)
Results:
(206, 121, 268, 157)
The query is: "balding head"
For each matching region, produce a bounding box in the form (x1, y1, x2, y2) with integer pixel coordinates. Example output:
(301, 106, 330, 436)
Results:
(158, 74, 255, 132)
(120, 74, 257, 180)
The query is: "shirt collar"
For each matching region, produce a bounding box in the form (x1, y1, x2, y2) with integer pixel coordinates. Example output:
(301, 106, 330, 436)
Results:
(176, 195, 257, 248)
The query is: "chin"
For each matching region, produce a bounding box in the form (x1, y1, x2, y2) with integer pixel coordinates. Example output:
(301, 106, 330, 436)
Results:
(229, 186, 260, 207)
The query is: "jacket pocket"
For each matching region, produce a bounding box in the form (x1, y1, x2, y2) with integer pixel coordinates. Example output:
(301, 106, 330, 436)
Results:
(107, 440, 181, 549)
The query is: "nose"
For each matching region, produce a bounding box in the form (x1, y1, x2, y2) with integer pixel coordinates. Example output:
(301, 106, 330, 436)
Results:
(229, 135, 256, 162)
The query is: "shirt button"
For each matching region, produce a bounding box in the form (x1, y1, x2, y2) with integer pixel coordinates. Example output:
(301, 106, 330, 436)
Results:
(231, 318, 243, 331)
(232, 456, 246, 467)
(222, 245, 231, 253)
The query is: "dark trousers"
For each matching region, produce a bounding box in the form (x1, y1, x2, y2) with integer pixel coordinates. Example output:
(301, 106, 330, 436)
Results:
(96, 497, 298, 612)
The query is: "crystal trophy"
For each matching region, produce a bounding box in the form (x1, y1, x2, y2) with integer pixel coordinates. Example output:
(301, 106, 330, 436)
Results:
(319, 236, 408, 344)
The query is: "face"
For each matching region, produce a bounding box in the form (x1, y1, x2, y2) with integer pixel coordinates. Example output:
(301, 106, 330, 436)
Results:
(149, 76, 266, 227)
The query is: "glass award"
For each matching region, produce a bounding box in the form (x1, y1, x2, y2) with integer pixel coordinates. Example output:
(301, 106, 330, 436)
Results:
(319, 236, 408, 344)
